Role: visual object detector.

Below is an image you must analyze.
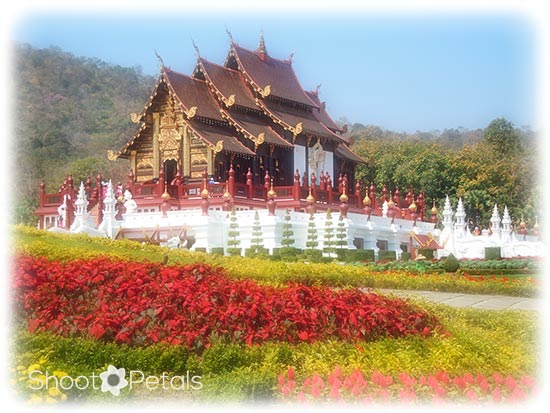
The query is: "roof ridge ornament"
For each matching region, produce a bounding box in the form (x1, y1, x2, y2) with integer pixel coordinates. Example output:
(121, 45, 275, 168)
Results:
(192, 39, 201, 59)
(225, 27, 234, 44)
(314, 83, 322, 96)
(154, 49, 165, 69)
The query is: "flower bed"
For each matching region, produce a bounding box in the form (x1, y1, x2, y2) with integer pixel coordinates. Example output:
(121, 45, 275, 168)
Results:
(278, 366, 536, 403)
(14, 255, 442, 349)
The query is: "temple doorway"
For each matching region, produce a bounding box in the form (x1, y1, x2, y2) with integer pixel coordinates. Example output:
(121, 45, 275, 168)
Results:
(164, 159, 178, 184)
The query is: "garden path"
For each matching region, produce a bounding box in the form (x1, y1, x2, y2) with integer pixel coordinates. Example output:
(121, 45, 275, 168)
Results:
(373, 289, 540, 311)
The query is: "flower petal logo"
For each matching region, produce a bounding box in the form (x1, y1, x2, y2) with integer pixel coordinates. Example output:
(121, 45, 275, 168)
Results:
(99, 365, 128, 396)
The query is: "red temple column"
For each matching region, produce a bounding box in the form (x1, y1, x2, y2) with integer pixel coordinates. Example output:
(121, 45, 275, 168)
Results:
(66, 175, 75, 229)
(39, 180, 46, 207)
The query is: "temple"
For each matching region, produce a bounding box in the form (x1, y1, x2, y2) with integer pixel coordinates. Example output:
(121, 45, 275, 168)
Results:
(34, 33, 544, 260)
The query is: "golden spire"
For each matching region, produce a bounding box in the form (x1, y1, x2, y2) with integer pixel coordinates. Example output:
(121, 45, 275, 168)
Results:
(431, 200, 438, 215)
(339, 184, 348, 203)
(362, 193, 371, 206)
(267, 180, 276, 199)
(257, 29, 268, 55)
(409, 200, 417, 212)
(161, 184, 171, 201)
(388, 199, 395, 208)
(306, 187, 315, 203)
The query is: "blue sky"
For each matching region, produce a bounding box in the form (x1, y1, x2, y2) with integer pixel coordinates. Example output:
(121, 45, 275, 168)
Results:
(12, 11, 536, 132)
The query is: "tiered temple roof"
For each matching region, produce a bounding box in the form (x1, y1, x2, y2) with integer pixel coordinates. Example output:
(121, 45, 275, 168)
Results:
(114, 33, 364, 168)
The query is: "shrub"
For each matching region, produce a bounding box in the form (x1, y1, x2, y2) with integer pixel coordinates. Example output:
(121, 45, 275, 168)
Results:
(378, 251, 396, 262)
(442, 253, 460, 273)
(346, 250, 375, 262)
(400, 252, 411, 261)
(485, 247, 502, 260)
(417, 248, 435, 259)
(211, 247, 224, 255)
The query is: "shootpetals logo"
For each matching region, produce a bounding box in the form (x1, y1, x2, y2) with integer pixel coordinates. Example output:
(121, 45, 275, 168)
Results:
(28, 365, 202, 396)
(99, 365, 128, 396)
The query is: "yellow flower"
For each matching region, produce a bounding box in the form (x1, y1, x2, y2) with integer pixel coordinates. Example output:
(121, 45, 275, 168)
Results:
(48, 387, 61, 397)
(45, 396, 57, 404)
(28, 394, 42, 403)
(53, 370, 68, 378)
(60, 394, 67, 401)
(16, 365, 26, 371)
(28, 363, 41, 372)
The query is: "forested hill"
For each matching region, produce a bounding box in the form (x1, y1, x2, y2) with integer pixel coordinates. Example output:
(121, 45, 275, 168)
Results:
(12, 44, 539, 228)
(13, 44, 155, 222)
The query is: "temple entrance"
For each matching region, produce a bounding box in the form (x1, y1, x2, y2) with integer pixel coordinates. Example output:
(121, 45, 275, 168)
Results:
(164, 159, 178, 185)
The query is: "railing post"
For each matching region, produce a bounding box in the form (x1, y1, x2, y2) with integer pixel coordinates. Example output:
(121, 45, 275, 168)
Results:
(310, 171, 317, 201)
(127, 169, 135, 195)
(293, 169, 300, 201)
(158, 168, 166, 198)
(264, 170, 271, 199)
(326, 174, 333, 205)
(355, 181, 362, 208)
(228, 165, 235, 197)
(246, 168, 253, 199)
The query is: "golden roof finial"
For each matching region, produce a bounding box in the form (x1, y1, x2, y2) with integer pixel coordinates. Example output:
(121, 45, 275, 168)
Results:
(431, 200, 438, 215)
(339, 184, 348, 203)
(257, 29, 268, 55)
(306, 187, 314, 203)
(267, 179, 276, 199)
(363, 193, 371, 206)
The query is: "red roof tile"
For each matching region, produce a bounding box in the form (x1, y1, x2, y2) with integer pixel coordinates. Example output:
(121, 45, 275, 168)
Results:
(199, 59, 258, 111)
(335, 143, 366, 164)
(224, 110, 293, 149)
(233, 45, 318, 108)
(187, 120, 254, 156)
(258, 99, 343, 142)
(164, 70, 224, 121)
(305, 91, 343, 133)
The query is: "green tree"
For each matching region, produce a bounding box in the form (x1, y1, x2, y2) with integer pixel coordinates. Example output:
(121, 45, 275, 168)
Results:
(226, 207, 241, 255)
(484, 117, 521, 155)
(250, 211, 264, 250)
(323, 208, 335, 257)
(281, 209, 295, 247)
(335, 214, 348, 249)
(305, 213, 319, 250)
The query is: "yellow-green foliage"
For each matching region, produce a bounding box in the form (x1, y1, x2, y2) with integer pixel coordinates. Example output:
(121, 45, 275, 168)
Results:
(12, 225, 537, 296)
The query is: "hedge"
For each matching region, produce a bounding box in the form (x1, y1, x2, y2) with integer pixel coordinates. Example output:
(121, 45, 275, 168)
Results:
(378, 250, 396, 262)
(485, 247, 502, 260)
